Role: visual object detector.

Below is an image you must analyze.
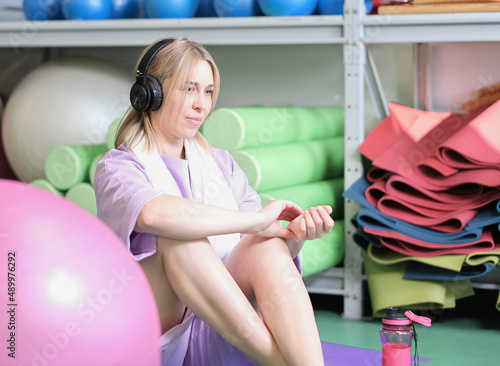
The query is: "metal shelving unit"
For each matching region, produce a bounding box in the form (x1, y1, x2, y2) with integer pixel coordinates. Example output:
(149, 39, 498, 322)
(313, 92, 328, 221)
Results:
(1, 8, 499, 319)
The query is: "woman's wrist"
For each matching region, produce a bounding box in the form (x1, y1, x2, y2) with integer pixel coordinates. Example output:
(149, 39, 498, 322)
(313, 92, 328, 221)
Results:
(239, 211, 267, 235)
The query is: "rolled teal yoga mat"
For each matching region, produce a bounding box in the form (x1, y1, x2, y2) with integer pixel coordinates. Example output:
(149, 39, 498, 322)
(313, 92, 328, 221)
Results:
(302, 220, 345, 278)
(65, 182, 97, 216)
(45, 144, 109, 190)
(233, 137, 344, 191)
(260, 178, 344, 219)
(202, 106, 344, 151)
(30, 179, 64, 196)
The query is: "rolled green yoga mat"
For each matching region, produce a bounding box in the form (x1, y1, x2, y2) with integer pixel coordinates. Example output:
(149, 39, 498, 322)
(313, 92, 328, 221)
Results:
(106, 116, 125, 150)
(362, 251, 474, 317)
(233, 137, 344, 192)
(202, 106, 344, 151)
(260, 178, 344, 219)
(302, 220, 345, 278)
(45, 144, 109, 190)
(65, 182, 97, 216)
(30, 179, 64, 196)
(89, 152, 107, 186)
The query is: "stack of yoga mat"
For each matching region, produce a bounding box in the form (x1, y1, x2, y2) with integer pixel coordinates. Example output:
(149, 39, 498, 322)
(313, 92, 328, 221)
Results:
(344, 101, 500, 316)
(202, 106, 346, 277)
(29, 116, 123, 215)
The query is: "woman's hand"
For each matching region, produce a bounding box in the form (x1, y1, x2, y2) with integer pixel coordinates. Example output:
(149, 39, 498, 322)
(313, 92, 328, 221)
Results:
(251, 199, 304, 239)
(286, 205, 334, 242)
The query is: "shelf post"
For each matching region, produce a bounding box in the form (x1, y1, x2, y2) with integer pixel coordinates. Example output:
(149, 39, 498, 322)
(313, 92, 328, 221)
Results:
(342, 0, 366, 319)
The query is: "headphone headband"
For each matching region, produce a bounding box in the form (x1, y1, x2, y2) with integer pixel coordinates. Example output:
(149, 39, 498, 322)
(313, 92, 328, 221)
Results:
(130, 38, 176, 112)
(136, 38, 176, 78)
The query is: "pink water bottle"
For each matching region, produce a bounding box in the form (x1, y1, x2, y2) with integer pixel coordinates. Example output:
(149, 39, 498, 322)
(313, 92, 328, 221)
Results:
(380, 307, 431, 366)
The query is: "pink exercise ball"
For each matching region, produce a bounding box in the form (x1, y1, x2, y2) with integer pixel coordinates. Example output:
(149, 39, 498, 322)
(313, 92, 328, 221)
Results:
(0, 180, 161, 366)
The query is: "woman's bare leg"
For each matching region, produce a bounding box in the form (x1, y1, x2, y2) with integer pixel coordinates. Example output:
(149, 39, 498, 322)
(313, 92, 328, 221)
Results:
(139, 250, 186, 333)
(224, 235, 324, 366)
(145, 235, 287, 366)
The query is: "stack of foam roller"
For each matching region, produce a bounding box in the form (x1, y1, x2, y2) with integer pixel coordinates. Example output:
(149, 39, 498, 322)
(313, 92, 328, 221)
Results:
(29, 117, 123, 216)
(201, 106, 346, 277)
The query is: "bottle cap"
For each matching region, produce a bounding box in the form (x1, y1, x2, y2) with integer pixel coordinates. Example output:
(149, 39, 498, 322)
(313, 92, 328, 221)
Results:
(382, 307, 411, 326)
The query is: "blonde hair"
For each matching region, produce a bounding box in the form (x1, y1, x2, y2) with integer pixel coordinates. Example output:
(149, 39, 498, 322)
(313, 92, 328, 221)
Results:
(115, 37, 220, 153)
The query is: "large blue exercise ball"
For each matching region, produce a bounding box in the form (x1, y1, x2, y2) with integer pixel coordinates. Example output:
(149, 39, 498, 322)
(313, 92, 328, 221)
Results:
(111, 0, 141, 18)
(213, 0, 260, 17)
(23, 0, 64, 20)
(62, 0, 114, 20)
(258, 0, 318, 16)
(145, 0, 199, 18)
(318, 0, 373, 14)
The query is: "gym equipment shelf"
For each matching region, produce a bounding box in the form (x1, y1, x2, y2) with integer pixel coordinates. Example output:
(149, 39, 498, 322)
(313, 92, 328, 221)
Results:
(0, 16, 343, 47)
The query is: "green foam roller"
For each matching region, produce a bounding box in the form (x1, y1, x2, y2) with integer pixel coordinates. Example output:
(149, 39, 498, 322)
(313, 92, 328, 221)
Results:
(89, 152, 107, 186)
(107, 116, 125, 150)
(65, 182, 97, 216)
(301, 220, 345, 278)
(45, 144, 109, 190)
(30, 179, 64, 196)
(259, 178, 344, 219)
(233, 137, 344, 192)
(202, 106, 344, 151)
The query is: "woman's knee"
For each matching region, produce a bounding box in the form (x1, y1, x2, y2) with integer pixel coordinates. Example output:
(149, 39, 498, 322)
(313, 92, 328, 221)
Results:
(225, 236, 295, 293)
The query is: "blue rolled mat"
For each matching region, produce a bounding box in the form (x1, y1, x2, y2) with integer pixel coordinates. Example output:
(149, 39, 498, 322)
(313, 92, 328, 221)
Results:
(344, 177, 484, 244)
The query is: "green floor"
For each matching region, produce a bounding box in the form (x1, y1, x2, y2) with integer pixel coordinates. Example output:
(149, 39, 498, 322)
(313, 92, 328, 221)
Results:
(312, 289, 499, 366)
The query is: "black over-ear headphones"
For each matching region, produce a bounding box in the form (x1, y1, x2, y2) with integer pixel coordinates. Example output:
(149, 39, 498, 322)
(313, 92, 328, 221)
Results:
(130, 38, 176, 112)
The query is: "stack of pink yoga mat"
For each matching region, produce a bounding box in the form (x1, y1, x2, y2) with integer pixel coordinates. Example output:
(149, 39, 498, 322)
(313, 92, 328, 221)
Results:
(344, 101, 500, 316)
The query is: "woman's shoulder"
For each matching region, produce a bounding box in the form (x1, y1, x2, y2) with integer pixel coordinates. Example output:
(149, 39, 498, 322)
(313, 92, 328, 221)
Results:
(100, 144, 141, 167)
(95, 144, 149, 181)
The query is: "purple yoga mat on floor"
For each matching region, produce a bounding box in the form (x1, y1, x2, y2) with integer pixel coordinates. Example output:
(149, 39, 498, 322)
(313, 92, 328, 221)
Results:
(321, 342, 430, 365)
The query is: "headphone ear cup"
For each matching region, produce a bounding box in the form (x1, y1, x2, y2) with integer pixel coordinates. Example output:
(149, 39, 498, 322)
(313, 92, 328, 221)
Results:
(130, 80, 151, 112)
(145, 76, 163, 112)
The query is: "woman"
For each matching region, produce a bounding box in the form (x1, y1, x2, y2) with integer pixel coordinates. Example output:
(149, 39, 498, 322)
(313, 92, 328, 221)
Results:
(94, 37, 333, 366)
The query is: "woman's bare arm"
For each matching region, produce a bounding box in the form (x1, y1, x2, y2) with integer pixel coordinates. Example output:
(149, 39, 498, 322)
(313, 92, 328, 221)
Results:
(134, 194, 304, 240)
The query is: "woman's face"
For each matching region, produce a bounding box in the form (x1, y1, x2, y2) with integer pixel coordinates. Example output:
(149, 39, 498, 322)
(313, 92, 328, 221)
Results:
(152, 60, 215, 153)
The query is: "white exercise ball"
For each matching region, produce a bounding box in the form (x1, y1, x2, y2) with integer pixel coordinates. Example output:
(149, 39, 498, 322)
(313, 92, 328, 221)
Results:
(2, 56, 131, 182)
